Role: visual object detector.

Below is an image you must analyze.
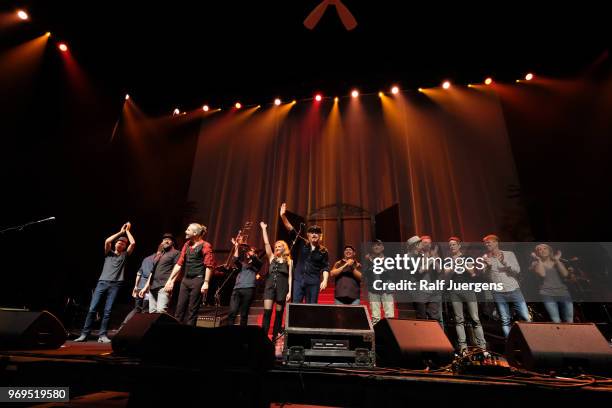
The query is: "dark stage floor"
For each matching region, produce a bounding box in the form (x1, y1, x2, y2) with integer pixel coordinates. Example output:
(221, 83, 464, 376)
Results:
(2, 341, 612, 407)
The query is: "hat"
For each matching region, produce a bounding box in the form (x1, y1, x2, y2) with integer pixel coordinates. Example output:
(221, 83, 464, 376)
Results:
(162, 233, 175, 243)
(116, 236, 129, 244)
(406, 235, 422, 247)
(307, 225, 322, 233)
(482, 234, 499, 242)
(343, 245, 356, 252)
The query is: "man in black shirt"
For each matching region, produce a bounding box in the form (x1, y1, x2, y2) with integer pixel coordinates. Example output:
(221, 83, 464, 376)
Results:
(280, 203, 330, 304)
(74, 222, 135, 343)
(330, 245, 362, 305)
(140, 233, 180, 313)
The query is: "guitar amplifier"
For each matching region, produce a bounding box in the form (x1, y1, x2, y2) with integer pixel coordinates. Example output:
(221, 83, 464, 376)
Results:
(196, 306, 230, 328)
(283, 304, 375, 367)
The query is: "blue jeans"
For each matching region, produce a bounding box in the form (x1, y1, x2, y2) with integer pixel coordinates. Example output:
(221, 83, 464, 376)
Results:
(493, 289, 530, 337)
(541, 295, 573, 323)
(293, 281, 319, 304)
(82, 280, 122, 336)
(335, 298, 360, 305)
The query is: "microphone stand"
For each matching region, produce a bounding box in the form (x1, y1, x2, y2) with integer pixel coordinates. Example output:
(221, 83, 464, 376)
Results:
(290, 222, 307, 250)
(212, 259, 240, 327)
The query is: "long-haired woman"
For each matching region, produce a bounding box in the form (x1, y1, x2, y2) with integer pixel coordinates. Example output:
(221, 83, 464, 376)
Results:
(260, 221, 292, 340)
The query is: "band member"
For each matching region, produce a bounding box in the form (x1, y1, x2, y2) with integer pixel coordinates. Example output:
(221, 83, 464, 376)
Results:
(260, 221, 292, 340)
(121, 252, 154, 325)
(279, 202, 330, 304)
(413, 235, 442, 323)
(530, 244, 573, 323)
(226, 239, 263, 326)
(330, 245, 362, 305)
(141, 233, 180, 313)
(364, 240, 395, 325)
(445, 237, 487, 352)
(483, 234, 530, 337)
(164, 223, 216, 326)
(74, 222, 136, 343)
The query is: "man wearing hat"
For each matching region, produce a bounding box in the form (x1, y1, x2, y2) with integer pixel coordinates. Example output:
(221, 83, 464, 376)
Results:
(280, 203, 330, 304)
(364, 239, 395, 324)
(330, 245, 362, 305)
(140, 233, 180, 314)
(74, 222, 136, 343)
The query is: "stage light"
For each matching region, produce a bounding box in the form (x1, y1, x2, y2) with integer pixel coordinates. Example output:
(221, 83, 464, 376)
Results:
(315, 94, 322, 101)
(485, 77, 493, 85)
(467, 84, 473, 88)
(418, 88, 424, 92)
(235, 102, 241, 109)
(391, 86, 399, 95)
(274, 98, 281, 106)
(17, 10, 29, 20)
(203, 105, 209, 112)
(125, 94, 130, 100)
(173, 108, 180, 116)
(378, 92, 383, 97)
(292, 100, 297, 104)
(351, 89, 359, 98)
(525, 73, 534, 81)
(334, 96, 339, 102)
(58, 43, 68, 52)
(442, 81, 451, 89)
(46, 32, 51, 37)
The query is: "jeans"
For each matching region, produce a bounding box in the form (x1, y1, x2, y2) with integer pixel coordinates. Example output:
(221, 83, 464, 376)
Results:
(493, 289, 531, 337)
(175, 276, 204, 326)
(368, 292, 394, 325)
(227, 287, 255, 326)
(541, 295, 574, 323)
(451, 301, 486, 350)
(335, 298, 360, 305)
(82, 280, 122, 336)
(149, 287, 171, 313)
(293, 281, 320, 304)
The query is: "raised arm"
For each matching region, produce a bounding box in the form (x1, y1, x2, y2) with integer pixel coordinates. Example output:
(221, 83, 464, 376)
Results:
(280, 202, 294, 232)
(260, 222, 273, 260)
(124, 223, 136, 255)
(529, 253, 546, 278)
(104, 224, 127, 253)
(553, 251, 570, 278)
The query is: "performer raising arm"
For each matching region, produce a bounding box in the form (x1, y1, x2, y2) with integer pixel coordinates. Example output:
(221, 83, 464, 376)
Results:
(279, 202, 329, 303)
(260, 221, 292, 341)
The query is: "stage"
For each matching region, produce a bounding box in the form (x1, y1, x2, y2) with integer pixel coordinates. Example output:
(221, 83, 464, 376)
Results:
(2, 341, 612, 407)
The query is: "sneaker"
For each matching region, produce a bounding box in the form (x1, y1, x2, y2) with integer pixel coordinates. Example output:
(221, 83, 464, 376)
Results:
(73, 334, 87, 342)
(97, 335, 111, 343)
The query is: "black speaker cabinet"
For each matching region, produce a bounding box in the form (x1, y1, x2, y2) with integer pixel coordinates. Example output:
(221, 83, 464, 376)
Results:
(0, 309, 67, 350)
(374, 318, 454, 368)
(506, 322, 612, 374)
(111, 312, 179, 356)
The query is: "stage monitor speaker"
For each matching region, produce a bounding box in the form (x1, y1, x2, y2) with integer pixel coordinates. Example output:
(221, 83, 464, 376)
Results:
(113, 314, 274, 370)
(506, 322, 612, 374)
(374, 318, 454, 368)
(111, 312, 180, 356)
(0, 309, 67, 350)
(284, 303, 375, 367)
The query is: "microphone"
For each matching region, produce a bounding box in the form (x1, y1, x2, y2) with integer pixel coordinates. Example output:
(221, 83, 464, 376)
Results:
(35, 217, 56, 223)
